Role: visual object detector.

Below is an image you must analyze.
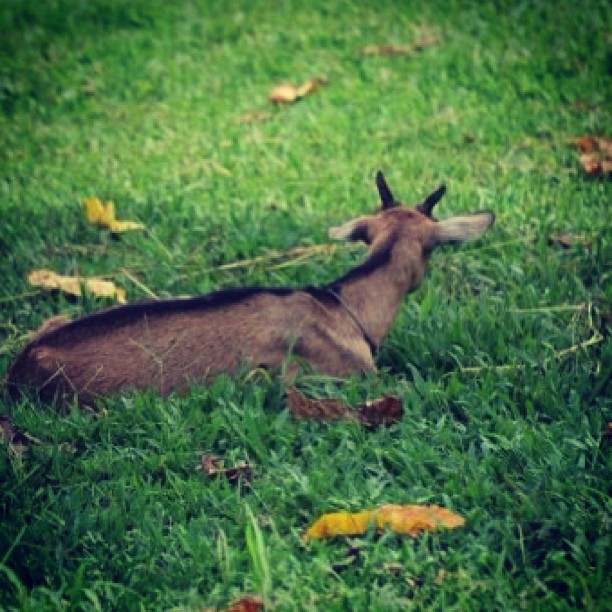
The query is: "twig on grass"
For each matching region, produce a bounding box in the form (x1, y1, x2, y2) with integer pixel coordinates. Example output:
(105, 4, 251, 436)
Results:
(510, 303, 587, 314)
(145, 228, 173, 261)
(210, 244, 339, 271)
(459, 302, 604, 374)
(554, 328, 604, 359)
(120, 268, 159, 299)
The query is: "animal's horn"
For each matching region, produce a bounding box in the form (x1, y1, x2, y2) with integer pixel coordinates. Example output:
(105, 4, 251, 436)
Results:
(417, 184, 446, 217)
(376, 171, 397, 209)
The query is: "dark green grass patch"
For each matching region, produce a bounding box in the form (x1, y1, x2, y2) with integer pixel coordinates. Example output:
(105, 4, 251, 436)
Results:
(1, 0, 611, 609)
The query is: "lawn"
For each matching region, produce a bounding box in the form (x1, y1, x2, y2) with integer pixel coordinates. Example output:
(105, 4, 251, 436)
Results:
(1, 0, 610, 610)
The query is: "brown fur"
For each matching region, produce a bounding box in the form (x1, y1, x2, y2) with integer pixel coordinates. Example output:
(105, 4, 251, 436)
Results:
(6, 173, 494, 406)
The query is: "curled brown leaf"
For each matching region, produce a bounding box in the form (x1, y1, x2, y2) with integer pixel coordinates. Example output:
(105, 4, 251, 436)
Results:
(572, 136, 612, 177)
(548, 232, 592, 251)
(200, 454, 252, 485)
(225, 595, 264, 612)
(0, 416, 38, 459)
(357, 396, 403, 426)
(286, 388, 353, 421)
(286, 388, 403, 427)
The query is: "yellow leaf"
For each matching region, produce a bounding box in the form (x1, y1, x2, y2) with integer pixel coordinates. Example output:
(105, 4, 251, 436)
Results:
(28, 269, 126, 303)
(82, 198, 144, 232)
(376, 504, 465, 535)
(305, 510, 373, 539)
(304, 504, 465, 541)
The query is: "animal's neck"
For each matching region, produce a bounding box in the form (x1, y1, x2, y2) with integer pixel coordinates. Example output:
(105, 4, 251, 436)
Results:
(331, 244, 424, 348)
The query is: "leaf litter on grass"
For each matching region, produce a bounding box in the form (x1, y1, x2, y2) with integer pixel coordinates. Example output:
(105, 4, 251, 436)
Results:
(304, 504, 465, 540)
(224, 595, 264, 612)
(548, 232, 592, 251)
(572, 136, 612, 177)
(199, 454, 253, 486)
(28, 269, 127, 303)
(361, 27, 440, 56)
(286, 387, 403, 427)
(83, 197, 145, 232)
(268, 77, 326, 104)
(0, 416, 39, 460)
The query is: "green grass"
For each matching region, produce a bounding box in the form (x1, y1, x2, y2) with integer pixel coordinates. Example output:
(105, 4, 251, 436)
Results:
(1, 0, 610, 609)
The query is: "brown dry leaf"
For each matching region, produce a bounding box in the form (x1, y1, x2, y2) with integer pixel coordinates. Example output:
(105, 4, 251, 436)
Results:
(286, 388, 353, 421)
(200, 454, 252, 485)
(0, 416, 38, 459)
(572, 136, 612, 177)
(237, 110, 273, 124)
(573, 136, 612, 155)
(362, 30, 439, 56)
(268, 77, 326, 105)
(579, 153, 612, 177)
(304, 504, 465, 541)
(83, 197, 145, 232)
(28, 269, 126, 303)
(548, 232, 592, 251)
(573, 136, 600, 154)
(225, 595, 264, 612)
(362, 43, 416, 56)
(358, 396, 403, 426)
(286, 388, 403, 427)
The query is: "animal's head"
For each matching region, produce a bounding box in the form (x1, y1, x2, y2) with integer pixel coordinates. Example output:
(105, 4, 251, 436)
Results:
(329, 171, 494, 256)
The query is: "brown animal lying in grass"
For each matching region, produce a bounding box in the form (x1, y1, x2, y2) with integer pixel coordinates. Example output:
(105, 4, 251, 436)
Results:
(7, 172, 494, 406)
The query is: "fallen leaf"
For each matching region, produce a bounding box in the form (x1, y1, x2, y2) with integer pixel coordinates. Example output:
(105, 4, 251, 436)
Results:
(286, 388, 403, 427)
(361, 43, 416, 56)
(199, 454, 252, 485)
(358, 396, 403, 426)
(572, 136, 612, 177)
(573, 136, 612, 155)
(548, 232, 592, 251)
(286, 388, 353, 421)
(361, 30, 439, 56)
(28, 269, 126, 303)
(83, 197, 144, 232)
(237, 110, 273, 124)
(579, 154, 612, 177)
(573, 136, 600, 154)
(268, 77, 326, 105)
(0, 416, 38, 459)
(225, 595, 264, 612)
(304, 504, 465, 541)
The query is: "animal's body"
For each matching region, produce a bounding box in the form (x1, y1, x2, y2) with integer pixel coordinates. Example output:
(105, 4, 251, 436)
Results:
(7, 172, 494, 405)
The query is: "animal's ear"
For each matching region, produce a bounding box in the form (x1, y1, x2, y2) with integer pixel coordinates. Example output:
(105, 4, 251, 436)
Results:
(417, 184, 446, 217)
(328, 218, 370, 243)
(434, 211, 495, 244)
(376, 171, 398, 209)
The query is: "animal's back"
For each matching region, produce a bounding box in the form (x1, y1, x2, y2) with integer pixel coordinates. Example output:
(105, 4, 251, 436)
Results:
(7, 289, 323, 404)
